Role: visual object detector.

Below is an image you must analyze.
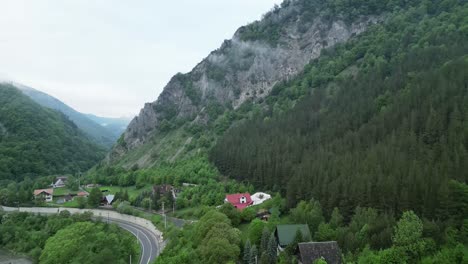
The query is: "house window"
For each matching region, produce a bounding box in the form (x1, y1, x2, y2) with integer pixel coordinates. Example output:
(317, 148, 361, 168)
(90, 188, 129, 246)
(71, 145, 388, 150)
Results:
(240, 196, 247, 204)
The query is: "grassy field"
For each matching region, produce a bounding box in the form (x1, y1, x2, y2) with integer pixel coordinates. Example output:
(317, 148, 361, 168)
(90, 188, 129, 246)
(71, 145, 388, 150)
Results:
(168, 206, 207, 220)
(52, 187, 79, 196)
(85, 185, 153, 200)
(60, 199, 80, 208)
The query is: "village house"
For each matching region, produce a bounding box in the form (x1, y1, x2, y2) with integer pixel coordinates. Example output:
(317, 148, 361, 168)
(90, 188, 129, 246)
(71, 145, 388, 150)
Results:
(101, 194, 115, 206)
(76, 191, 89, 198)
(153, 184, 178, 199)
(153, 184, 173, 195)
(256, 209, 271, 221)
(53, 176, 68, 188)
(297, 241, 342, 264)
(225, 193, 254, 210)
(33, 189, 54, 202)
(275, 224, 312, 249)
(57, 194, 73, 204)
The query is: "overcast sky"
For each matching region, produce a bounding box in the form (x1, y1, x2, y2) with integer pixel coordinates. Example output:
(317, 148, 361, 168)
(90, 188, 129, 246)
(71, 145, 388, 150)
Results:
(0, 0, 282, 118)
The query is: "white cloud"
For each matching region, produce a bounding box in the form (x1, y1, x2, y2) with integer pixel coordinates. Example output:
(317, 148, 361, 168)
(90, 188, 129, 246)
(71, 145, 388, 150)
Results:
(0, 0, 282, 117)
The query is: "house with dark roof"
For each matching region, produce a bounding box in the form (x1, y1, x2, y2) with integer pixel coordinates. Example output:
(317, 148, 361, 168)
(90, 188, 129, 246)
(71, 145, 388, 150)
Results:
(275, 224, 312, 248)
(153, 184, 173, 195)
(298, 241, 342, 264)
(225, 193, 254, 210)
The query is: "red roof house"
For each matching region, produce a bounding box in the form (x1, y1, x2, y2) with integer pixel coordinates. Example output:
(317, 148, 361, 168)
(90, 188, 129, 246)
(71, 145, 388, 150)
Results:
(33, 189, 54, 202)
(225, 193, 253, 210)
(77, 191, 89, 197)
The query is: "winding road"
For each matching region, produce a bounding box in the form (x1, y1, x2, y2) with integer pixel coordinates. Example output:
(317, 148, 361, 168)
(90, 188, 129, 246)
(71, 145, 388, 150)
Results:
(107, 218, 159, 264)
(1, 206, 162, 264)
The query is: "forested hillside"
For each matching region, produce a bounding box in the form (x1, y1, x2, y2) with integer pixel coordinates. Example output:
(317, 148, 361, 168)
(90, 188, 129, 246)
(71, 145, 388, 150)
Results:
(0, 211, 138, 263)
(212, 0, 468, 221)
(107, 0, 424, 168)
(16, 83, 121, 148)
(0, 84, 105, 181)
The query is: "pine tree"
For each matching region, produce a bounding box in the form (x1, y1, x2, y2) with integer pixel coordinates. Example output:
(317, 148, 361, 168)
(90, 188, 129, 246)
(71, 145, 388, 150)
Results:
(244, 240, 252, 264)
(267, 233, 278, 264)
(250, 245, 258, 264)
(260, 227, 270, 254)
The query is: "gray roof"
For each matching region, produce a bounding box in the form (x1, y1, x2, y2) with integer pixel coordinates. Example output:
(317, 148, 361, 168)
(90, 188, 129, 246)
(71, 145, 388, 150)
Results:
(298, 241, 341, 264)
(106, 195, 115, 204)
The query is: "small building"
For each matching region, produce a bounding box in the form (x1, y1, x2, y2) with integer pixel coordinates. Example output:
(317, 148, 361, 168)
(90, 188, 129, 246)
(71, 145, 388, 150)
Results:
(34, 189, 54, 202)
(153, 184, 173, 195)
(101, 194, 115, 205)
(251, 192, 272, 205)
(76, 191, 89, 198)
(57, 194, 73, 204)
(53, 176, 68, 188)
(225, 193, 253, 211)
(256, 209, 271, 221)
(298, 242, 342, 264)
(275, 224, 312, 249)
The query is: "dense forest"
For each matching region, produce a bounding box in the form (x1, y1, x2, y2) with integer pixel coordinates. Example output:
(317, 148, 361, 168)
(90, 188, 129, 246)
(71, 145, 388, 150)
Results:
(156, 1, 468, 263)
(0, 84, 105, 181)
(212, 0, 468, 220)
(0, 210, 138, 263)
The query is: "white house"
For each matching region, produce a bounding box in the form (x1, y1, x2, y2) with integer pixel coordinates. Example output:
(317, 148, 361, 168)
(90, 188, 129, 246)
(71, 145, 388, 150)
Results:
(53, 176, 68, 188)
(251, 192, 272, 206)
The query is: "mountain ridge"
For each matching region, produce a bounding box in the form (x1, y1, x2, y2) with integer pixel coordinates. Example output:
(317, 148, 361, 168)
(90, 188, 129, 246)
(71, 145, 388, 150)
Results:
(106, 0, 385, 168)
(0, 84, 105, 180)
(9, 82, 127, 148)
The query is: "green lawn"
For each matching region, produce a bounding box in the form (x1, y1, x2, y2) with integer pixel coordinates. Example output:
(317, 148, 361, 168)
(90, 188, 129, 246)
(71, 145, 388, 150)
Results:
(61, 199, 80, 208)
(85, 185, 153, 200)
(168, 206, 206, 220)
(53, 187, 78, 196)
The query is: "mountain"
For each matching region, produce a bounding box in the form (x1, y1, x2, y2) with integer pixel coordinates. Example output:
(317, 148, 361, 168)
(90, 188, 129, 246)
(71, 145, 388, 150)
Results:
(103, 0, 468, 217)
(85, 114, 131, 139)
(107, 0, 391, 168)
(13, 83, 121, 148)
(211, 0, 468, 218)
(0, 84, 105, 181)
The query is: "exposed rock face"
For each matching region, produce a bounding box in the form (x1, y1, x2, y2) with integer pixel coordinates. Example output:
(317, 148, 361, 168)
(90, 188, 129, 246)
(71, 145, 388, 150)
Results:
(107, 3, 381, 166)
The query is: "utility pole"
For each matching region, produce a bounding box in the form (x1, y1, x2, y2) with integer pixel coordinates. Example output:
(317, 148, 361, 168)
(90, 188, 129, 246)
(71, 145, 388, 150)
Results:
(78, 171, 82, 190)
(129, 254, 131, 264)
(162, 201, 166, 230)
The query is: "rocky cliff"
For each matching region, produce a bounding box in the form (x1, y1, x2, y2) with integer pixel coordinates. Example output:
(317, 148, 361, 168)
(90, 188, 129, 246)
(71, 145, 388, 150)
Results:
(107, 0, 382, 168)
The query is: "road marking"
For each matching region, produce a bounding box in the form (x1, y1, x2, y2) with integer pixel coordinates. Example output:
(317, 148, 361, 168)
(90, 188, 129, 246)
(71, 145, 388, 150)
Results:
(115, 222, 147, 264)
(113, 220, 155, 264)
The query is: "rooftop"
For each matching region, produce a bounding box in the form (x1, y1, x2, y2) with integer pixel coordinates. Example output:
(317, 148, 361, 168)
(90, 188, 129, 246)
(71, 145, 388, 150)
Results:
(298, 241, 342, 264)
(33, 189, 54, 196)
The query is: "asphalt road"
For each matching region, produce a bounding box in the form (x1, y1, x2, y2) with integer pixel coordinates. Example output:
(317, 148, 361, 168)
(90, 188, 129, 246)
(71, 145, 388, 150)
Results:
(106, 218, 159, 264)
(1, 206, 161, 264)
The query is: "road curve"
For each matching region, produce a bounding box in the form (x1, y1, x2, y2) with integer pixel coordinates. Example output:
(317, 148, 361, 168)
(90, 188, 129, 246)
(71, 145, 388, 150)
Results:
(1, 206, 162, 264)
(106, 218, 159, 264)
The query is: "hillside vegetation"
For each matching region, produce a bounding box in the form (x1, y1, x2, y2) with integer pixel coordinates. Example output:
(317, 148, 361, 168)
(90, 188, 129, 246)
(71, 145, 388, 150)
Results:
(17, 83, 123, 148)
(212, 0, 468, 219)
(0, 84, 105, 181)
(155, 0, 468, 263)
